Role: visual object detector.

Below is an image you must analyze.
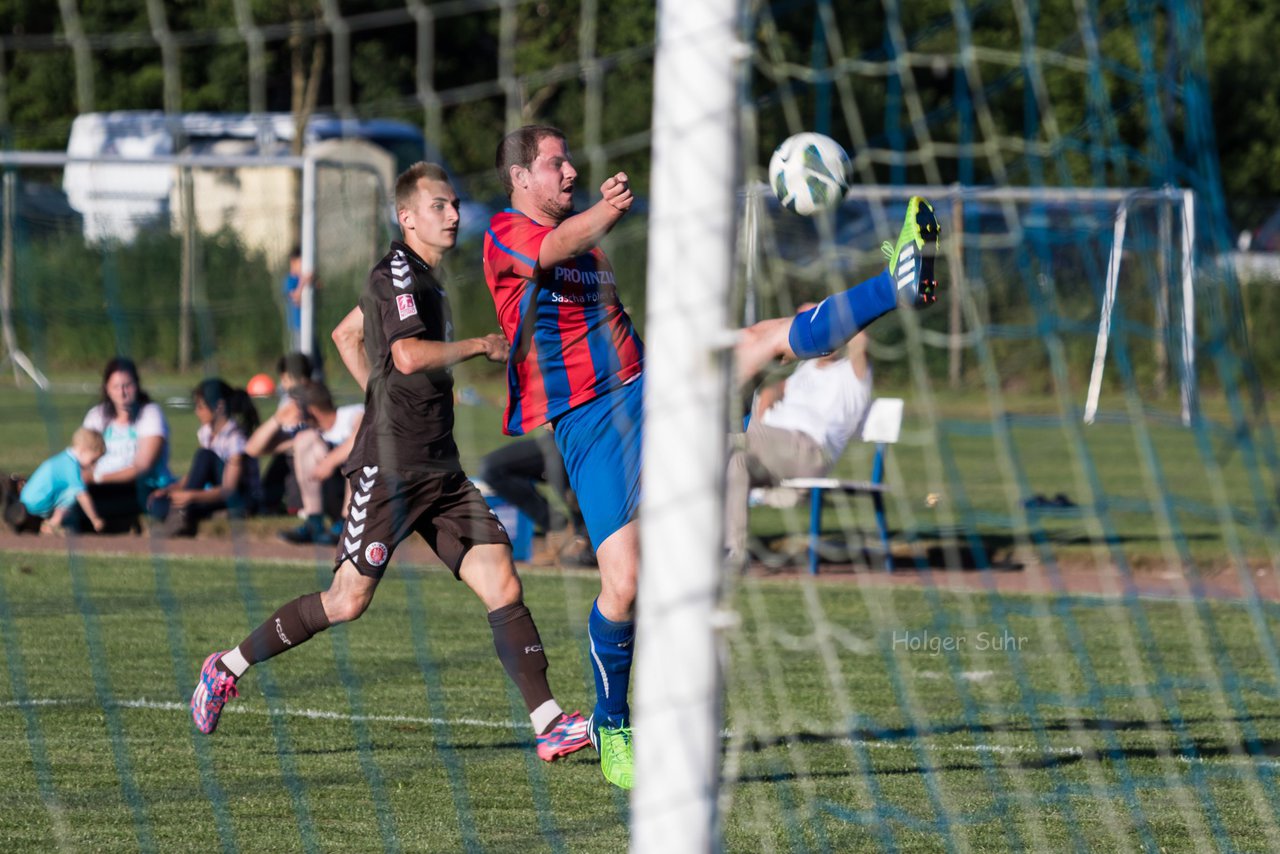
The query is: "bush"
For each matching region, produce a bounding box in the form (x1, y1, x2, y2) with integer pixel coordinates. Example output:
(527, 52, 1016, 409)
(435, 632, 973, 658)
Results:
(15, 225, 279, 378)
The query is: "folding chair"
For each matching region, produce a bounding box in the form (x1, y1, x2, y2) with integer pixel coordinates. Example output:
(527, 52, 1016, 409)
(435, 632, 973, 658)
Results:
(777, 397, 903, 574)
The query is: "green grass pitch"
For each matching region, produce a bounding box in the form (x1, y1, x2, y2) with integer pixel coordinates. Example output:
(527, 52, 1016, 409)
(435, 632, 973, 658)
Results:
(2, 552, 1278, 851)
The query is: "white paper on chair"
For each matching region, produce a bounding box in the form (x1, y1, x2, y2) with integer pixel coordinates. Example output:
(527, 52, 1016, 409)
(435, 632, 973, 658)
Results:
(859, 397, 904, 444)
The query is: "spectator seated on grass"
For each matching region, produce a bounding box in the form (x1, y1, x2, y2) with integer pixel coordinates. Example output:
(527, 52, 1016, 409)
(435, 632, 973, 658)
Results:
(80, 356, 175, 532)
(246, 381, 363, 546)
(149, 379, 262, 538)
(257, 351, 317, 516)
(4, 428, 107, 535)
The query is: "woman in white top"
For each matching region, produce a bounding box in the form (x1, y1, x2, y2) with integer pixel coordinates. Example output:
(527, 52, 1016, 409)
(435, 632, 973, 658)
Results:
(80, 357, 174, 531)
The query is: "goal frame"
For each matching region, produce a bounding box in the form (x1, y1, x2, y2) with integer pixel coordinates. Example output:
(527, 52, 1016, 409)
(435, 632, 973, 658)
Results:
(0, 149, 390, 381)
(747, 182, 1196, 425)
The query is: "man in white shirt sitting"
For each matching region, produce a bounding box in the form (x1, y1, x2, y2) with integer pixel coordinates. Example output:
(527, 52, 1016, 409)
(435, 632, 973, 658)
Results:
(725, 331, 873, 563)
(246, 381, 363, 545)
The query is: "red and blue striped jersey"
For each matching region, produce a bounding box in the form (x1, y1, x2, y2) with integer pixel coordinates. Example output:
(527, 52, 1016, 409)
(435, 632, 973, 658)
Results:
(483, 208, 645, 435)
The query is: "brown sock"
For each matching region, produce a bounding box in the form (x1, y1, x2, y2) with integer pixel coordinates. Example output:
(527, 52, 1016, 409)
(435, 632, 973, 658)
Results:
(216, 592, 331, 675)
(487, 602, 554, 713)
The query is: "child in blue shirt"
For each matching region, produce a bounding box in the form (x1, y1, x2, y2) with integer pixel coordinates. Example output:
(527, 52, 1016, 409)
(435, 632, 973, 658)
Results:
(8, 428, 107, 534)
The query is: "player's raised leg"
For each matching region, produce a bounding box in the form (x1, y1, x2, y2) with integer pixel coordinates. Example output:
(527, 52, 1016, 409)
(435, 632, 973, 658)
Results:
(735, 195, 941, 386)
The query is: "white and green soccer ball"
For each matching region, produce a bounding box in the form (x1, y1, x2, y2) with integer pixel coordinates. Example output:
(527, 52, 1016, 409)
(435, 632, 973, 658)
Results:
(768, 132, 850, 216)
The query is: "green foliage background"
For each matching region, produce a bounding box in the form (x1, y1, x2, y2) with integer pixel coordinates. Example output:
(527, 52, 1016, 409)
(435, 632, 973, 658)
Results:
(0, 0, 1275, 389)
(12, 225, 278, 377)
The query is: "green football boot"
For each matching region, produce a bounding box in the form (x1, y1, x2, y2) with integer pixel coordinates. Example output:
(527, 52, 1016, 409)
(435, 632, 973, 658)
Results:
(881, 195, 941, 307)
(591, 717, 634, 790)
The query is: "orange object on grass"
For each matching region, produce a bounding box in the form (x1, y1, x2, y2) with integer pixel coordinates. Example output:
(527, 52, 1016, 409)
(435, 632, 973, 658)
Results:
(246, 373, 276, 397)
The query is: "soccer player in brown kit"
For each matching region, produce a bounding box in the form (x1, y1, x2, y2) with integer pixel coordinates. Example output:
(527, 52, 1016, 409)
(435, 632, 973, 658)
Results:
(190, 161, 592, 763)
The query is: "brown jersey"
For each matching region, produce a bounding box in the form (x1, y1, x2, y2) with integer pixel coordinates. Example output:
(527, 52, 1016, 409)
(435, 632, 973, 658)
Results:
(345, 241, 461, 475)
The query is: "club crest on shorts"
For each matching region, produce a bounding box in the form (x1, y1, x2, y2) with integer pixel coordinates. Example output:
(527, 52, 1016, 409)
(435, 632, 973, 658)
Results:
(364, 542, 389, 567)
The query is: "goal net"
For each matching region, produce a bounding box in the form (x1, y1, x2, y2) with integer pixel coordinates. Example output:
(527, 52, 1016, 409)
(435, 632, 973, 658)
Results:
(0, 1, 1277, 852)
(645, 0, 1280, 850)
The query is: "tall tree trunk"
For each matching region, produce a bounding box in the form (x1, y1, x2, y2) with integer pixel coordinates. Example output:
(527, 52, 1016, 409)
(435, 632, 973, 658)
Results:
(287, 6, 326, 243)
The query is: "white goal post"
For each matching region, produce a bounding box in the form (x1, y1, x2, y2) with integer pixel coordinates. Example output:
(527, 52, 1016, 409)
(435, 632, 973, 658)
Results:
(0, 148, 392, 374)
(634, 1, 740, 852)
(637, 168, 1197, 846)
(1082, 187, 1196, 426)
(750, 182, 1196, 425)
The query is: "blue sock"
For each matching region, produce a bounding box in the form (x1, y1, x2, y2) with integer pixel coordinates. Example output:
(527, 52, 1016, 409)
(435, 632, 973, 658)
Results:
(787, 270, 896, 358)
(587, 600, 635, 727)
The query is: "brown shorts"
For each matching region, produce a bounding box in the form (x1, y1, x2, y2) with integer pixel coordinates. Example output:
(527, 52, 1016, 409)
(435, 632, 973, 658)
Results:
(334, 464, 510, 578)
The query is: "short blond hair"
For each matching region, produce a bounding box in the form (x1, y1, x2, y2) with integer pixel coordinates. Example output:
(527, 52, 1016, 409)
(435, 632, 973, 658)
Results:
(71, 427, 106, 457)
(394, 162, 452, 212)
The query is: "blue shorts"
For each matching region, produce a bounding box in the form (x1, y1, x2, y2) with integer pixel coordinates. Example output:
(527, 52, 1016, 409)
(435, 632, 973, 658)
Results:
(552, 379, 643, 550)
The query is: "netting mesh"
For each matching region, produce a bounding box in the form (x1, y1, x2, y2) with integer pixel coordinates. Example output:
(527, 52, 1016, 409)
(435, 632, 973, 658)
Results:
(714, 1, 1280, 849)
(0, 1, 1278, 851)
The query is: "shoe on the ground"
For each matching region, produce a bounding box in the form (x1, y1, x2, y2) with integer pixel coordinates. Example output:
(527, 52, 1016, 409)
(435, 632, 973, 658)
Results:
(535, 710, 592, 761)
(191, 651, 239, 734)
(557, 535, 597, 568)
(155, 508, 198, 538)
(882, 196, 940, 307)
(2, 475, 29, 533)
(589, 714, 634, 790)
(278, 517, 339, 546)
(531, 526, 576, 565)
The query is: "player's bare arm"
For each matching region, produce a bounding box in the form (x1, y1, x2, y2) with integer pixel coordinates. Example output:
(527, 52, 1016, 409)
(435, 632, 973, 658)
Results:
(536, 172, 632, 270)
(390, 333, 508, 375)
(332, 306, 370, 391)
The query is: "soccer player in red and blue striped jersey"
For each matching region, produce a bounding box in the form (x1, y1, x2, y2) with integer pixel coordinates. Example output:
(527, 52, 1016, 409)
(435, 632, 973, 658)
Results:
(484, 126, 940, 790)
(484, 195, 644, 436)
(485, 127, 642, 789)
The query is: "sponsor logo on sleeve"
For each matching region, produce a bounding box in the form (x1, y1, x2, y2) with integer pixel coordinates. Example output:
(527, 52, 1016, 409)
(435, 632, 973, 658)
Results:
(396, 293, 418, 320)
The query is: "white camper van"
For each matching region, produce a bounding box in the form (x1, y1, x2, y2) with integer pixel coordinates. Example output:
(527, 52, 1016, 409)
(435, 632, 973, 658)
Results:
(62, 112, 486, 250)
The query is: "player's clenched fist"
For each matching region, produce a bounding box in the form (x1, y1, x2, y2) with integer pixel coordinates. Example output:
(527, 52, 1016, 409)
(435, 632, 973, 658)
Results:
(479, 332, 510, 363)
(601, 172, 633, 213)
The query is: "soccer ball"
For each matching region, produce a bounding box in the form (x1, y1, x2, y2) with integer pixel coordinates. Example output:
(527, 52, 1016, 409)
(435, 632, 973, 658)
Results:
(768, 132, 850, 216)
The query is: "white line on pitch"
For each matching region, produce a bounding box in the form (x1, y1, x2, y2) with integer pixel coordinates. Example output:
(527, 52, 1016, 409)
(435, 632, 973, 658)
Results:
(13, 697, 1280, 769)
(1179, 754, 1280, 770)
(5, 697, 1080, 758)
(843, 738, 1082, 758)
(2, 697, 526, 731)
